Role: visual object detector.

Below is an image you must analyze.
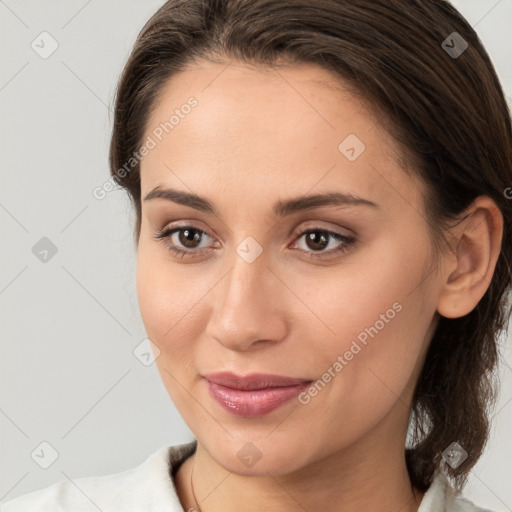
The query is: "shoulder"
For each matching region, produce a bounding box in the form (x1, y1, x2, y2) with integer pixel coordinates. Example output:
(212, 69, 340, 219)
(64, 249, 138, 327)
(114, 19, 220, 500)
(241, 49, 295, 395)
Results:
(0, 441, 197, 512)
(419, 472, 496, 512)
(0, 467, 133, 512)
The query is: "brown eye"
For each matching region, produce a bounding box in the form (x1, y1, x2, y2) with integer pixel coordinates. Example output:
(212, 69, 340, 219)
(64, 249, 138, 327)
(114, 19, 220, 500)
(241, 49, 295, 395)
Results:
(177, 228, 203, 249)
(153, 226, 215, 258)
(304, 231, 330, 251)
(292, 229, 355, 259)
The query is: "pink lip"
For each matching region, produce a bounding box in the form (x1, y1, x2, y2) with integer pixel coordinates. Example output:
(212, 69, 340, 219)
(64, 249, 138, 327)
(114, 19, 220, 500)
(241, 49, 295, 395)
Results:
(203, 372, 313, 417)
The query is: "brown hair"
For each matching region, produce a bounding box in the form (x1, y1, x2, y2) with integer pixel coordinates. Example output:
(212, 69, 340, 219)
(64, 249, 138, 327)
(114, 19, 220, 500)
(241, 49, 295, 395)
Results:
(109, 0, 512, 494)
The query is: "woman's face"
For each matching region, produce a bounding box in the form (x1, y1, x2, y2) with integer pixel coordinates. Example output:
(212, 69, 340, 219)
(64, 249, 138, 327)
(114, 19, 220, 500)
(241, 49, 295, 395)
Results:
(137, 59, 444, 474)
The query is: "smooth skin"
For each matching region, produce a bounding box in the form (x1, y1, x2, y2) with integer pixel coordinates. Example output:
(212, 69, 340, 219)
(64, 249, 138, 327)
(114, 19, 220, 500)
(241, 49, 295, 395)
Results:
(136, 59, 503, 512)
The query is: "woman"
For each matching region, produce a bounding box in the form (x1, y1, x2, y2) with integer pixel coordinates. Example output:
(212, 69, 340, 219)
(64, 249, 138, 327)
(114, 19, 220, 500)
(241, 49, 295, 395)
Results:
(2, 0, 511, 511)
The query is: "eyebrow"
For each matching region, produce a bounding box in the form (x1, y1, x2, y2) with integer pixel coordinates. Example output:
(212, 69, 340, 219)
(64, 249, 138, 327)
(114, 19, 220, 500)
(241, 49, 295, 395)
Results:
(143, 186, 379, 216)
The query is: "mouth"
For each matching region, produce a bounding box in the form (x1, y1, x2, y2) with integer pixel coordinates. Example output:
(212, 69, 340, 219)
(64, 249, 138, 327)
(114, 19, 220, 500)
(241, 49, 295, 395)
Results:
(202, 371, 313, 417)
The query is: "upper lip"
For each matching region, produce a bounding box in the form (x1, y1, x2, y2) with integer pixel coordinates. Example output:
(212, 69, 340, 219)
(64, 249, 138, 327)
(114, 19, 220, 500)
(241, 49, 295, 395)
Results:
(203, 371, 313, 391)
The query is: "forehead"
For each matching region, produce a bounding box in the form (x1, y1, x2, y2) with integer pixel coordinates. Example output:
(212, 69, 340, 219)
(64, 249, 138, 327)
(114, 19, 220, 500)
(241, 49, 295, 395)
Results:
(140, 58, 423, 214)
(146, 59, 383, 138)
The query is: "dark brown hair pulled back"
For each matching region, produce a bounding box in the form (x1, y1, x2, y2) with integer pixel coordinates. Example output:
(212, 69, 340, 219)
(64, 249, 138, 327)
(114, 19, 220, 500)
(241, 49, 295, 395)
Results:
(109, 0, 512, 494)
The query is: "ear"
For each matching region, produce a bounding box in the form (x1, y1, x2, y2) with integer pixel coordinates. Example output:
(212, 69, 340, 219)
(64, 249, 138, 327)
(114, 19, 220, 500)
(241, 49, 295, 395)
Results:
(436, 195, 503, 319)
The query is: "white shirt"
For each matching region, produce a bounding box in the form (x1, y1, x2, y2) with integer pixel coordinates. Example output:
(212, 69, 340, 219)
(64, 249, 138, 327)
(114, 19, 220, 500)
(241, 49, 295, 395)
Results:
(0, 440, 495, 511)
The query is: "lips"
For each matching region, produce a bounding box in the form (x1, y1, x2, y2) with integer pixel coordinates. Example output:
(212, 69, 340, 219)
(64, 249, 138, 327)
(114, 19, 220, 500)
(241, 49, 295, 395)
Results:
(203, 371, 313, 417)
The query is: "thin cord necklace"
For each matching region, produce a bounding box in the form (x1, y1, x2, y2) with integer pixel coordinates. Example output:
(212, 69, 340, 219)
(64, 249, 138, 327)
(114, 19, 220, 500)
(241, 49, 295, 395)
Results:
(190, 461, 203, 512)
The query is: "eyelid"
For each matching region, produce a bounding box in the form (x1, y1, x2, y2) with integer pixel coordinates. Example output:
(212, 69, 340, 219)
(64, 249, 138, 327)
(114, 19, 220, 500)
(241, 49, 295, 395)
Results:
(155, 219, 356, 259)
(289, 226, 355, 258)
(289, 220, 355, 239)
(159, 219, 353, 243)
(159, 220, 219, 242)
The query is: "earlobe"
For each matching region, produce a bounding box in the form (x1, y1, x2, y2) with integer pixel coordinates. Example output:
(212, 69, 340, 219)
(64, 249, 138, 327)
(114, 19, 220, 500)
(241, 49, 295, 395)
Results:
(436, 196, 503, 319)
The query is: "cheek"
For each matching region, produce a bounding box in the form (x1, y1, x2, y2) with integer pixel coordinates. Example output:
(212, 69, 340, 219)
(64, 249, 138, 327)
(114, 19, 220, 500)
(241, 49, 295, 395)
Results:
(136, 244, 210, 415)
(304, 235, 430, 347)
(136, 243, 204, 361)
(299, 236, 434, 422)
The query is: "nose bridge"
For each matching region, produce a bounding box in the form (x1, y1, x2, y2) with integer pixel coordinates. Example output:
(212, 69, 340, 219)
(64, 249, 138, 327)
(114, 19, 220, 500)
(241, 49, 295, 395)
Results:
(207, 244, 286, 350)
(226, 256, 261, 306)
(220, 246, 269, 323)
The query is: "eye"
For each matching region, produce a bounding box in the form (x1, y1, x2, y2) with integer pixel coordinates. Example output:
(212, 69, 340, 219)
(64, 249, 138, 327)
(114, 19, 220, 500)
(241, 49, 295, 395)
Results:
(153, 225, 215, 258)
(291, 228, 355, 259)
(153, 224, 356, 260)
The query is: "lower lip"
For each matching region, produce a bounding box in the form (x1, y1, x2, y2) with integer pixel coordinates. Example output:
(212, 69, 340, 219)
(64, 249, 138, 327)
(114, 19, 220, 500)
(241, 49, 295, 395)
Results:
(205, 379, 312, 417)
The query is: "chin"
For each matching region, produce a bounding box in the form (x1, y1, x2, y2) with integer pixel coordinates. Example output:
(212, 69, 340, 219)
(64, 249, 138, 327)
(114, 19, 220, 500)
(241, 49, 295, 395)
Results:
(201, 434, 313, 477)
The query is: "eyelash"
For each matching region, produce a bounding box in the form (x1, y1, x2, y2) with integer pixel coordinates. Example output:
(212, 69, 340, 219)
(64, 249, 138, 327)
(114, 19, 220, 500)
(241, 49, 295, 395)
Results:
(153, 224, 356, 260)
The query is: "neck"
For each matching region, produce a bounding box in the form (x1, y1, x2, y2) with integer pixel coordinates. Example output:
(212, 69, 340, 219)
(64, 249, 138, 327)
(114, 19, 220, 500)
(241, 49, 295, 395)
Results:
(174, 413, 425, 512)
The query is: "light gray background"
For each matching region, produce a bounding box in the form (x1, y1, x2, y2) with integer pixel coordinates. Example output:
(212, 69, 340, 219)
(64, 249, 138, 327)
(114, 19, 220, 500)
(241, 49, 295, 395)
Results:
(1, 0, 511, 509)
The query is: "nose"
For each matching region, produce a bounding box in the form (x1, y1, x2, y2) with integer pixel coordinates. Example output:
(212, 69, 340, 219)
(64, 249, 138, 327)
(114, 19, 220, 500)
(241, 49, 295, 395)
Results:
(204, 248, 288, 352)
